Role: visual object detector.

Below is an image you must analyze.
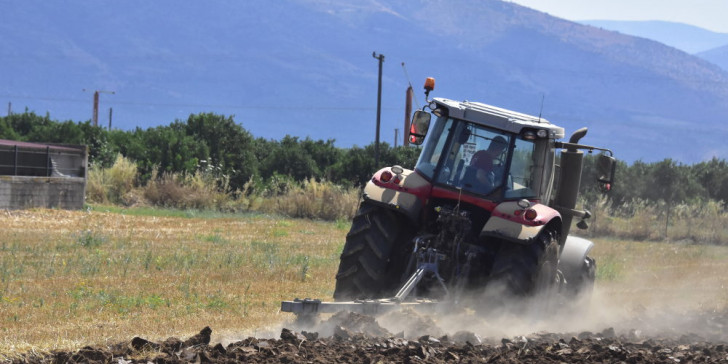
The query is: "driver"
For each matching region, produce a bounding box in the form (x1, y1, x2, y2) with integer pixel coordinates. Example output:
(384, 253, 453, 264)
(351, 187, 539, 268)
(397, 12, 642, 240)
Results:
(470, 136, 508, 190)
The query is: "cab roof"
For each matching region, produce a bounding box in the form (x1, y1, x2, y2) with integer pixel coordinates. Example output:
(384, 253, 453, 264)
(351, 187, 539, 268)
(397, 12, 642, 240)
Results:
(433, 98, 565, 139)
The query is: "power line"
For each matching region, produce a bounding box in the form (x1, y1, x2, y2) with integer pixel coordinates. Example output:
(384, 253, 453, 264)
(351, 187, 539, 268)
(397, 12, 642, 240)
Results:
(401, 62, 421, 110)
(0, 94, 399, 112)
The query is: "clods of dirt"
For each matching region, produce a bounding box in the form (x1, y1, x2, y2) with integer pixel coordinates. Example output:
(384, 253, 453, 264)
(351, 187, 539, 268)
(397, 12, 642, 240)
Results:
(12, 312, 728, 363)
(17, 326, 728, 363)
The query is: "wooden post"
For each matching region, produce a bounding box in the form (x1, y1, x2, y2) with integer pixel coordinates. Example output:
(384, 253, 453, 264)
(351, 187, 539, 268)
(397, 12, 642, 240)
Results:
(404, 86, 412, 146)
(373, 52, 384, 166)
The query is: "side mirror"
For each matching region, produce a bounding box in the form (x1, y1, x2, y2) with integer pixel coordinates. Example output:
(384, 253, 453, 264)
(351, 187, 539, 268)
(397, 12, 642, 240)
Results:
(596, 154, 616, 191)
(409, 110, 431, 145)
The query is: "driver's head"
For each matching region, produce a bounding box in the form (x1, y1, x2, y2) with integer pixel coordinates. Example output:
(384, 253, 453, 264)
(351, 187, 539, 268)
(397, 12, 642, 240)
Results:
(487, 136, 508, 154)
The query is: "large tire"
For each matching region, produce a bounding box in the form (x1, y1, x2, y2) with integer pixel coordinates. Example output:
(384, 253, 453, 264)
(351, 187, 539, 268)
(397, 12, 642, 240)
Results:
(566, 256, 596, 298)
(488, 230, 560, 297)
(333, 202, 414, 301)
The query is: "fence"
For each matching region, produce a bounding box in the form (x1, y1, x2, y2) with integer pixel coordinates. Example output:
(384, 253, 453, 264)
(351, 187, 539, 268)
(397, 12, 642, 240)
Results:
(0, 140, 87, 209)
(0, 142, 86, 177)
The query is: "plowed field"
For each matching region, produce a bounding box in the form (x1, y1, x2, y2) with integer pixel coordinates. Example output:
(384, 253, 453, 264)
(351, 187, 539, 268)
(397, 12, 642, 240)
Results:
(14, 309, 728, 363)
(1, 208, 727, 363)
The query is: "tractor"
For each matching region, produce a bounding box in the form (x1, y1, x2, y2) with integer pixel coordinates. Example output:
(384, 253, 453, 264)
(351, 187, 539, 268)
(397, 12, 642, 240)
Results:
(282, 77, 615, 317)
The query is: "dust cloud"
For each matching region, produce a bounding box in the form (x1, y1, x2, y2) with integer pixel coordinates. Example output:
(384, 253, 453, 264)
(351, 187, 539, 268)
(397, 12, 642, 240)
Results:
(220, 254, 727, 345)
(369, 263, 728, 342)
(266, 262, 728, 343)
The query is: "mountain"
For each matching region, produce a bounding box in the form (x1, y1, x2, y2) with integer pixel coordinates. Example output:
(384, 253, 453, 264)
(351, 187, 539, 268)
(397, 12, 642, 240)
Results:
(2, 0, 728, 163)
(698, 45, 728, 72)
(579, 20, 728, 72)
(579, 20, 728, 54)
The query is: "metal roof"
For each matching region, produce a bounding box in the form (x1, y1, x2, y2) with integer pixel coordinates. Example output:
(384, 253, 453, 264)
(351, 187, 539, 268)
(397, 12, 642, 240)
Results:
(0, 139, 85, 152)
(433, 98, 566, 139)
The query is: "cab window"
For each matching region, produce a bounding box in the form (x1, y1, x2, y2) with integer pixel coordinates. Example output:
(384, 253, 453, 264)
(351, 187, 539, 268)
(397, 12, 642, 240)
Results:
(505, 138, 537, 199)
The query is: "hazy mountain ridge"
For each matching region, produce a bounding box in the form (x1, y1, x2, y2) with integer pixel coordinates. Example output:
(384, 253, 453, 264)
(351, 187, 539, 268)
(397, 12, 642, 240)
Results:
(579, 19, 728, 73)
(698, 45, 728, 72)
(3, 0, 728, 162)
(579, 20, 728, 54)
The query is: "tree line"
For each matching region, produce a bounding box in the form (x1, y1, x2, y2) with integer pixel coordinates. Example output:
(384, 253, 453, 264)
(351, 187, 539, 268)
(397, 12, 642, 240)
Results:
(1, 110, 727, 208)
(580, 155, 728, 209)
(0, 111, 419, 190)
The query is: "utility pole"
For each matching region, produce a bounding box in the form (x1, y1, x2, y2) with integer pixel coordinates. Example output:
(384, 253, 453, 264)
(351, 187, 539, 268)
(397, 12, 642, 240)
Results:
(404, 86, 413, 146)
(85, 89, 115, 127)
(108, 107, 113, 130)
(372, 52, 384, 167)
(93, 92, 100, 126)
(7, 102, 11, 116)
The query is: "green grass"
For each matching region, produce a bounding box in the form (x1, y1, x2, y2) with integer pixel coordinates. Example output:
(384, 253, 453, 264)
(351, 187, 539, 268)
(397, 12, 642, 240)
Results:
(595, 255, 623, 281)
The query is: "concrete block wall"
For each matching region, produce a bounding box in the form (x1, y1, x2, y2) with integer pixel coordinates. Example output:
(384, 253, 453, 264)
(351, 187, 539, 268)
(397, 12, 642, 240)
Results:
(0, 176, 86, 210)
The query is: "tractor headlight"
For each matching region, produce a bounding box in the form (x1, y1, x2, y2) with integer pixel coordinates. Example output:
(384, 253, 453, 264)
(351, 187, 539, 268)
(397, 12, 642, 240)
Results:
(517, 199, 531, 209)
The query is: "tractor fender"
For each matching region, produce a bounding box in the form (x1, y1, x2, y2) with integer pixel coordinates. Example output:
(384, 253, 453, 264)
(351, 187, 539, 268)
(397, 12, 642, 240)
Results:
(480, 201, 561, 244)
(558, 235, 594, 284)
(362, 167, 432, 223)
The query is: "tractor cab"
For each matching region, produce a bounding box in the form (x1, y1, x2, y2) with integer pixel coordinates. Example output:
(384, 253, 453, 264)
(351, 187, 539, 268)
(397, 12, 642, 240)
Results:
(412, 98, 565, 204)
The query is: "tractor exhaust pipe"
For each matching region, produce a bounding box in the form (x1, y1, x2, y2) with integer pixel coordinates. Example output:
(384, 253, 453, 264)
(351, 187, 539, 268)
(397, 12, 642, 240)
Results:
(568, 128, 588, 149)
(555, 127, 588, 244)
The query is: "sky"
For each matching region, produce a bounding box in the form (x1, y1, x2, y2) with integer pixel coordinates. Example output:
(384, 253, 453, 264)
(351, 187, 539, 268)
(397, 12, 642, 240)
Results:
(507, 0, 728, 33)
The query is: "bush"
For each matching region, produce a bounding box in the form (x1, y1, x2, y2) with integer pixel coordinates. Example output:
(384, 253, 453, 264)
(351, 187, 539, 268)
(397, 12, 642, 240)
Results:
(580, 196, 728, 245)
(86, 164, 107, 204)
(142, 170, 231, 210)
(258, 179, 360, 221)
(85, 155, 728, 238)
(86, 154, 137, 205)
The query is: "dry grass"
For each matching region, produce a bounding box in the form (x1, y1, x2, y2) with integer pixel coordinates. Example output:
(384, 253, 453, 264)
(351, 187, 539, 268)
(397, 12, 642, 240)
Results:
(583, 197, 728, 244)
(590, 237, 728, 314)
(142, 171, 232, 210)
(0, 208, 347, 357)
(86, 157, 361, 221)
(1, 208, 727, 359)
(86, 154, 138, 205)
(258, 178, 360, 221)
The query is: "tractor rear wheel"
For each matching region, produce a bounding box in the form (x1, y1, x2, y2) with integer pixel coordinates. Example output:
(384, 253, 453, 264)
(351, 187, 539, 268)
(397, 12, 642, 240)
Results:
(488, 230, 559, 297)
(333, 201, 413, 301)
(566, 256, 596, 297)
